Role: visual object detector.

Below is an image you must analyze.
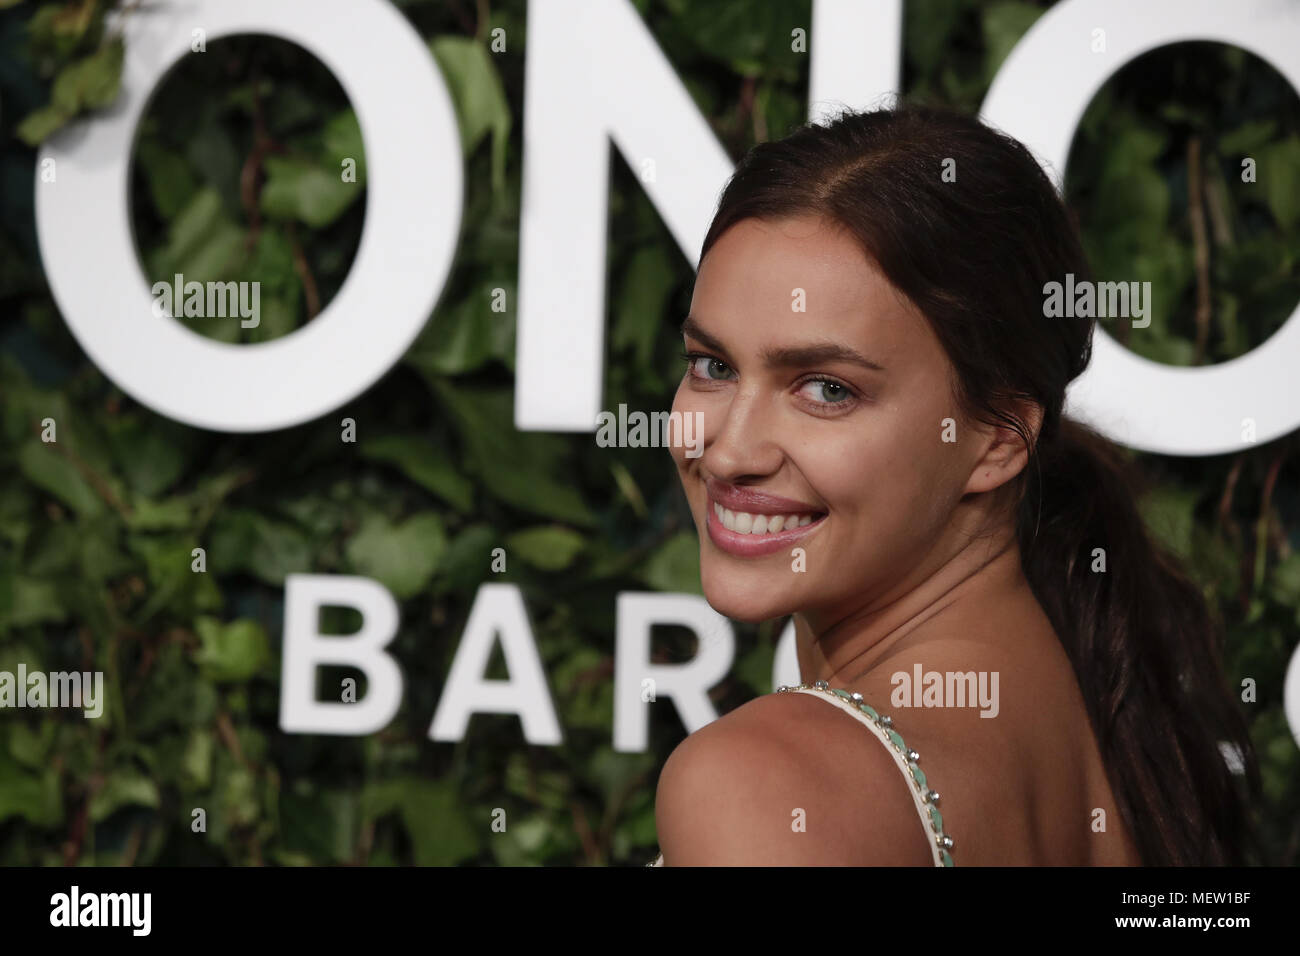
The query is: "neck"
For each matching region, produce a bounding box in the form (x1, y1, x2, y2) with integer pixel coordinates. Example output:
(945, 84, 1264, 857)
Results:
(795, 519, 1024, 686)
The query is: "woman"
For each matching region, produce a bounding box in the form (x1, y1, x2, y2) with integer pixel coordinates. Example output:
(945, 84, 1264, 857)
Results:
(648, 105, 1259, 866)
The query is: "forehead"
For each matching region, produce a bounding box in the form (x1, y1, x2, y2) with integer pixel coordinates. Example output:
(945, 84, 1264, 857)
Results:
(689, 215, 928, 358)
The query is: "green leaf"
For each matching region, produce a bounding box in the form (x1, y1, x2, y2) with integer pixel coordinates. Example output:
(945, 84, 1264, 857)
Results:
(434, 524, 498, 596)
(981, 2, 1045, 82)
(0, 751, 61, 827)
(504, 752, 570, 811)
(906, 0, 967, 77)
(736, 640, 776, 695)
(1267, 553, 1300, 606)
(194, 617, 273, 683)
(135, 138, 198, 220)
(506, 526, 586, 571)
(2, 577, 68, 627)
(17, 439, 103, 516)
(105, 417, 186, 497)
(153, 188, 245, 285)
(50, 0, 101, 41)
(8, 722, 57, 770)
(126, 495, 195, 531)
(50, 36, 123, 114)
(129, 643, 218, 735)
(181, 729, 214, 790)
(612, 245, 677, 381)
(323, 108, 367, 183)
(405, 281, 516, 376)
(26, 520, 80, 575)
(587, 745, 657, 805)
(207, 509, 312, 586)
(281, 787, 357, 863)
(89, 771, 160, 823)
(361, 777, 479, 866)
(128, 535, 222, 622)
(26, 1, 105, 60)
(430, 36, 511, 192)
(217, 765, 261, 830)
(359, 435, 474, 512)
(260, 155, 359, 228)
(639, 531, 701, 595)
(1139, 485, 1198, 560)
(1259, 136, 1300, 230)
(667, 0, 806, 79)
(15, 104, 72, 146)
(432, 382, 597, 527)
(345, 512, 446, 600)
(1218, 119, 1276, 157)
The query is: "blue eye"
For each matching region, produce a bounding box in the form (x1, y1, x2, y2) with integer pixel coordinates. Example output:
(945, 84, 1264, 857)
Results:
(684, 353, 734, 381)
(798, 378, 852, 403)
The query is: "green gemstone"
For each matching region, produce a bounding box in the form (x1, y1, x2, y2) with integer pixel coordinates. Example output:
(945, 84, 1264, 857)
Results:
(858, 704, 879, 720)
(886, 729, 905, 750)
(940, 850, 953, 867)
(910, 765, 928, 789)
(831, 688, 851, 700)
(929, 806, 943, 832)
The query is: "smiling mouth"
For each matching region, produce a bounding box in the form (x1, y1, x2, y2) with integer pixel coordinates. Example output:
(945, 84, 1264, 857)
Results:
(703, 500, 827, 558)
(711, 503, 822, 535)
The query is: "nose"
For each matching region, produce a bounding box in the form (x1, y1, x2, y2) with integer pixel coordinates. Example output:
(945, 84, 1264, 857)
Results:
(701, 384, 784, 483)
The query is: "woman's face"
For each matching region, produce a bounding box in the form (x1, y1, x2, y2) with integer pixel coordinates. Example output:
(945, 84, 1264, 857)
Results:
(670, 215, 991, 626)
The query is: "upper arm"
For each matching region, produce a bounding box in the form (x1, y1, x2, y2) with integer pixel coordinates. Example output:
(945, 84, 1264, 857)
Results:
(653, 694, 936, 866)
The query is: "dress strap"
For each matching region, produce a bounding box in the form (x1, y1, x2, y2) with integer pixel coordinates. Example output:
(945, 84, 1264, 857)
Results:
(784, 682, 954, 866)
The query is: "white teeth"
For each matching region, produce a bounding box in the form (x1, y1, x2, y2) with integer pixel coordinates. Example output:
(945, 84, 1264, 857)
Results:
(714, 507, 819, 535)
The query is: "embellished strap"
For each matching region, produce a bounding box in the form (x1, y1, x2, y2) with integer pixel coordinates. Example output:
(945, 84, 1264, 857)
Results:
(645, 680, 954, 867)
(783, 681, 954, 867)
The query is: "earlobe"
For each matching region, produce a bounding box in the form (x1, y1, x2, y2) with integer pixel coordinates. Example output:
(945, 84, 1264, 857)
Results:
(962, 405, 1042, 496)
(963, 441, 1023, 495)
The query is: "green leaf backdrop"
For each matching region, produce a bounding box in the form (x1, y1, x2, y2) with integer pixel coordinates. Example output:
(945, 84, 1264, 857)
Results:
(0, 0, 1297, 865)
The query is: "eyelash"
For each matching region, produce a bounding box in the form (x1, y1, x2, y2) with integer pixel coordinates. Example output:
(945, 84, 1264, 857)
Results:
(680, 351, 732, 382)
(679, 351, 860, 410)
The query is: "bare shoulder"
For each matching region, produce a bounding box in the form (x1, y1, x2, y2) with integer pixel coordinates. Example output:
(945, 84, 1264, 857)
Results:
(654, 691, 936, 865)
(861, 627, 1117, 864)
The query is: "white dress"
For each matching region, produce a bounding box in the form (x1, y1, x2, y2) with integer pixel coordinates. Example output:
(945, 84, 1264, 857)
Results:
(646, 681, 954, 866)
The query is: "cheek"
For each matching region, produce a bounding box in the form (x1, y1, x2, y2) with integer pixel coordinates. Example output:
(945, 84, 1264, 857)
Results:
(669, 379, 701, 471)
(804, 406, 964, 524)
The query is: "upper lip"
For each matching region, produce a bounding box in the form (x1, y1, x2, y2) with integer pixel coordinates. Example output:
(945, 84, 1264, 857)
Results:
(705, 477, 824, 516)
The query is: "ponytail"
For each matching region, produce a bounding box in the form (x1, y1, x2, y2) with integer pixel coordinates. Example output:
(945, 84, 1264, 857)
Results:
(1019, 419, 1262, 865)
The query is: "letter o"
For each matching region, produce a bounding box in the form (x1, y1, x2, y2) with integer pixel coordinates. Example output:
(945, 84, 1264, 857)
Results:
(982, 0, 1300, 456)
(1288, 641, 1300, 750)
(35, 0, 463, 431)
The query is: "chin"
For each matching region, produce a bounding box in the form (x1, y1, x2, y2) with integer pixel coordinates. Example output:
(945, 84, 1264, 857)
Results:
(699, 558, 803, 623)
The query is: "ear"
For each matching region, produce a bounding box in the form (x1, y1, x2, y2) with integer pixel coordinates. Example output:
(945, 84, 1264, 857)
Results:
(962, 401, 1043, 495)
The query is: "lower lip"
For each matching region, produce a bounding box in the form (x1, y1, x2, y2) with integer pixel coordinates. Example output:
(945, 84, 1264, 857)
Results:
(705, 504, 826, 557)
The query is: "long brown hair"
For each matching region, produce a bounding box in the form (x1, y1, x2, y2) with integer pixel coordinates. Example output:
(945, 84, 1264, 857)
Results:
(699, 104, 1261, 865)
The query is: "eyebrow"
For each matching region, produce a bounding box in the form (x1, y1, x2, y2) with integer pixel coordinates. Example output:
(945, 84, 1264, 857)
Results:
(680, 314, 886, 373)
